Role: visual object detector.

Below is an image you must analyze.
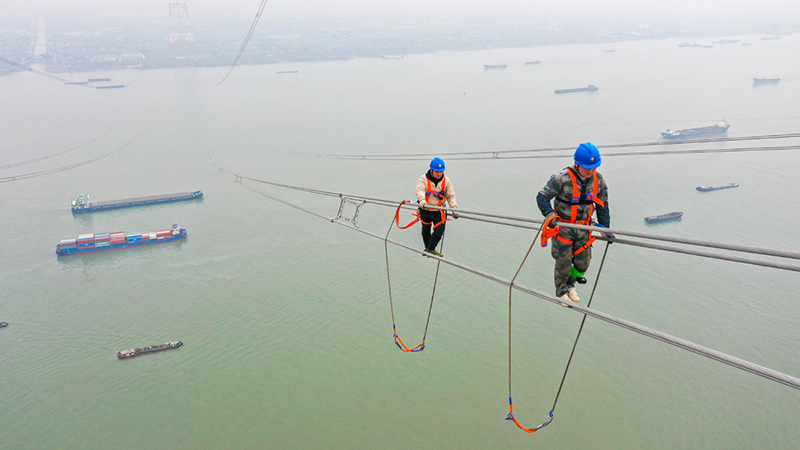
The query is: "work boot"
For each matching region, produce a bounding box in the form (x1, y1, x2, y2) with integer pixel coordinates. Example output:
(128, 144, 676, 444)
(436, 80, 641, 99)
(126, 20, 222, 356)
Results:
(423, 248, 435, 257)
(567, 287, 580, 302)
(575, 277, 587, 284)
(429, 249, 444, 257)
(558, 294, 571, 307)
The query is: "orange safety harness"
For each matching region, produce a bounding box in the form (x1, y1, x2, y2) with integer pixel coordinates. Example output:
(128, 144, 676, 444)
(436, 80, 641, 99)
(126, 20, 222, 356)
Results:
(541, 167, 605, 256)
(394, 177, 451, 230)
(387, 199, 448, 353)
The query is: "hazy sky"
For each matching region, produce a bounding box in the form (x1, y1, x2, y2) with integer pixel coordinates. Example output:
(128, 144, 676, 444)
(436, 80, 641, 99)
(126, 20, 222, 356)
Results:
(2, 0, 798, 22)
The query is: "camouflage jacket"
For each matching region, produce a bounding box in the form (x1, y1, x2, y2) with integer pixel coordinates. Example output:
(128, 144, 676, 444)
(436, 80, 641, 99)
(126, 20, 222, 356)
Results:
(538, 166, 609, 225)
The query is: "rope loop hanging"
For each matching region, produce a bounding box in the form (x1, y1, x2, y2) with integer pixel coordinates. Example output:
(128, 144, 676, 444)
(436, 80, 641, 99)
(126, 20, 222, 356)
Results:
(385, 201, 444, 352)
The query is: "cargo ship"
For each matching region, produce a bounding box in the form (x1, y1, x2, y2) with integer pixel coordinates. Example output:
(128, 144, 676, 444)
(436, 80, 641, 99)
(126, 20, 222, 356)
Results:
(95, 85, 125, 89)
(71, 190, 203, 213)
(678, 43, 702, 48)
(118, 341, 183, 359)
(524, 60, 541, 65)
(555, 85, 599, 94)
(56, 223, 186, 255)
(88, 78, 111, 82)
(484, 64, 507, 70)
(696, 182, 739, 192)
(275, 70, 298, 74)
(64, 81, 89, 85)
(644, 211, 683, 223)
(0, 322, 8, 329)
(753, 77, 780, 85)
(712, 39, 741, 44)
(661, 121, 730, 139)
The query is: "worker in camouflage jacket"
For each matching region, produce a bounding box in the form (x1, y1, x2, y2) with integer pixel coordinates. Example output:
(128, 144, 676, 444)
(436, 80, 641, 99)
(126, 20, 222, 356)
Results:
(537, 143, 613, 304)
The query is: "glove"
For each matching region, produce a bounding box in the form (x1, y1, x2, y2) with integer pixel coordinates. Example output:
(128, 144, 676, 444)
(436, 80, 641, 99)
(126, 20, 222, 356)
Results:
(595, 224, 615, 242)
(418, 200, 427, 210)
(452, 210, 459, 219)
(545, 212, 559, 228)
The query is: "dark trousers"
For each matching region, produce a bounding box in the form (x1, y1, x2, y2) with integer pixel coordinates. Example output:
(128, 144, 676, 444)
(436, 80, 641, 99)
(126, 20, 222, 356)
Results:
(419, 208, 446, 251)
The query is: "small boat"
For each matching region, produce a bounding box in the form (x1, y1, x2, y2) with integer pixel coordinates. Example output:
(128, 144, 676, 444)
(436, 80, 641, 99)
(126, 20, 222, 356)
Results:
(555, 85, 599, 94)
(0, 322, 8, 329)
(484, 64, 507, 70)
(645, 211, 683, 223)
(118, 341, 183, 359)
(696, 182, 739, 192)
(753, 77, 780, 85)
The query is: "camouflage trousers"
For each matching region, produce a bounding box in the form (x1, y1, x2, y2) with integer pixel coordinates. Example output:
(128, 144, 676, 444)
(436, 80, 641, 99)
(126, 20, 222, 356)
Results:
(550, 227, 592, 297)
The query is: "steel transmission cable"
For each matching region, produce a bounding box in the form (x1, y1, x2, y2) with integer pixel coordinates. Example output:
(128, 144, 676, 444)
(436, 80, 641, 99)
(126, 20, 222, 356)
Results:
(295, 132, 800, 160)
(0, 102, 160, 184)
(216, 0, 270, 85)
(231, 174, 800, 271)
(230, 175, 800, 391)
(0, 56, 96, 89)
(0, 96, 142, 171)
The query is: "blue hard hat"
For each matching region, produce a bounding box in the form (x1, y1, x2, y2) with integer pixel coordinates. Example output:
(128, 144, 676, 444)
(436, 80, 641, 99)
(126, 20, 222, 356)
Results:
(574, 142, 601, 169)
(430, 157, 446, 171)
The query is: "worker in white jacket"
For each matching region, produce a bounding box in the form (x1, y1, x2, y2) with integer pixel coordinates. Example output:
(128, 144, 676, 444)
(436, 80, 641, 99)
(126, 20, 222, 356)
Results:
(416, 157, 458, 257)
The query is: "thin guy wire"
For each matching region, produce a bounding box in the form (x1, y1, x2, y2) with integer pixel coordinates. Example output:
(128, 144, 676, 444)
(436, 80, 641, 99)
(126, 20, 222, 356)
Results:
(551, 242, 611, 411)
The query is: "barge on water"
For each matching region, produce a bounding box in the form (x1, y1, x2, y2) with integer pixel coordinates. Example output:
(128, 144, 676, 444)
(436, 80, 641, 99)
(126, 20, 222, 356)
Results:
(118, 341, 183, 359)
(555, 85, 599, 94)
(697, 182, 739, 192)
(56, 223, 186, 255)
(644, 211, 683, 223)
(661, 121, 730, 139)
(72, 190, 203, 213)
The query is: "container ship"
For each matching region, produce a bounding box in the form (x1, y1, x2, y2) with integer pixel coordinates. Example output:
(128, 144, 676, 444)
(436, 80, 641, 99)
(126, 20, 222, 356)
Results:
(118, 341, 183, 359)
(555, 85, 599, 94)
(753, 77, 780, 85)
(484, 64, 507, 70)
(71, 190, 203, 213)
(661, 121, 730, 139)
(697, 182, 739, 192)
(95, 85, 125, 89)
(56, 223, 186, 255)
(644, 211, 683, 223)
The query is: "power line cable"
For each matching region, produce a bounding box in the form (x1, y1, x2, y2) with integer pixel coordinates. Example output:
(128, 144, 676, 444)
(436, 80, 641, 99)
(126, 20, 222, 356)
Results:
(231, 176, 800, 391)
(295, 132, 800, 160)
(0, 96, 142, 171)
(233, 174, 800, 268)
(0, 55, 95, 89)
(0, 103, 159, 184)
(216, 0, 270, 85)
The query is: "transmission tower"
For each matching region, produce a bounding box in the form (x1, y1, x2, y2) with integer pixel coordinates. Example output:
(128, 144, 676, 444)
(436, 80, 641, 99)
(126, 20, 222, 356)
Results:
(169, 2, 196, 58)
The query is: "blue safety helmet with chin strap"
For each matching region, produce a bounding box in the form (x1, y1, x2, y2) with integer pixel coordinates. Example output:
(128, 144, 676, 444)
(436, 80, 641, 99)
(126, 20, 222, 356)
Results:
(574, 142, 601, 169)
(430, 157, 446, 171)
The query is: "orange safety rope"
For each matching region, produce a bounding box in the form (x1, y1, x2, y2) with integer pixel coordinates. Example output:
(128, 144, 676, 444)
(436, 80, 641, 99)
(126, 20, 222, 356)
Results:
(507, 220, 555, 432)
(385, 201, 444, 352)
